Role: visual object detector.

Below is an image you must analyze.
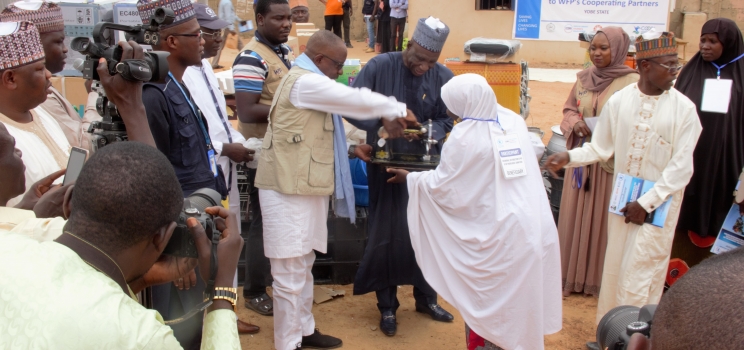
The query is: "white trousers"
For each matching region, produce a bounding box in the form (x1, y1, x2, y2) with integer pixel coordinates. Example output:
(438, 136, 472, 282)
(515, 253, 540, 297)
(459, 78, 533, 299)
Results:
(270, 251, 317, 350)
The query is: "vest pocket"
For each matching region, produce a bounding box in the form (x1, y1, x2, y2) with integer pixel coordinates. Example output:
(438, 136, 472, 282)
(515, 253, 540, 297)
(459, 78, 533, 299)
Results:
(178, 125, 199, 167)
(308, 147, 335, 188)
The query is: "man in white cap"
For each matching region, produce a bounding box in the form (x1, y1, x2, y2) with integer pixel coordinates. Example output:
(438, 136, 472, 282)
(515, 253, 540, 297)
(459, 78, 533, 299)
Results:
(182, 2, 259, 335)
(545, 31, 702, 350)
(0, 1, 99, 150)
(346, 16, 455, 337)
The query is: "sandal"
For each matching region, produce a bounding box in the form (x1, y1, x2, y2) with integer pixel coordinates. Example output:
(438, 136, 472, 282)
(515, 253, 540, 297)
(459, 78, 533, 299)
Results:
(245, 292, 274, 316)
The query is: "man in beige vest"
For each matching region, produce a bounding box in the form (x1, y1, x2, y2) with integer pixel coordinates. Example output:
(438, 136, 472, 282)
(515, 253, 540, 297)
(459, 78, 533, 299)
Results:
(0, 1, 99, 150)
(255, 30, 416, 350)
(232, 0, 295, 316)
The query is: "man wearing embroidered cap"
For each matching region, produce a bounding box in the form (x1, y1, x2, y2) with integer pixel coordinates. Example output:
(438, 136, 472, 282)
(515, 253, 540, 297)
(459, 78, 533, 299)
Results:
(136, 0, 230, 348)
(0, 1, 99, 151)
(546, 32, 703, 348)
(346, 16, 455, 337)
(0, 21, 71, 209)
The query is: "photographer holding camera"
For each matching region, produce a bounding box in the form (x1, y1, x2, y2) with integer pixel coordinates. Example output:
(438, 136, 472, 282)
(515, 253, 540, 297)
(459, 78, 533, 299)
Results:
(0, 24, 242, 348)
(0, 141, 242, 349)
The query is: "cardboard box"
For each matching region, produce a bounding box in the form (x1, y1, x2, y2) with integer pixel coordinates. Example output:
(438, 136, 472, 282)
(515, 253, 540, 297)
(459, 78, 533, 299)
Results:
(336, 59, 362, 86)
(444, 62, 522, 114)
(296, 29, 319, 54)
(287, 36, 299, 56)
(290, 22, 316, 37)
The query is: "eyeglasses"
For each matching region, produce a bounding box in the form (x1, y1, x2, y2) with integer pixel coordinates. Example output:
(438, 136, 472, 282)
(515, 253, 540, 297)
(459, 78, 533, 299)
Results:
(321, 54, 345, 70)
(648, 60, 683, 73)
(199, 29, 223, 39)
(169, 32, 201, 39)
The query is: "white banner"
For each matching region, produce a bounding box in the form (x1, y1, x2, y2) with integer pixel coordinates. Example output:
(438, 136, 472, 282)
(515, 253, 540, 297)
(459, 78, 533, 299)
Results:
(513, 0, 670, 41)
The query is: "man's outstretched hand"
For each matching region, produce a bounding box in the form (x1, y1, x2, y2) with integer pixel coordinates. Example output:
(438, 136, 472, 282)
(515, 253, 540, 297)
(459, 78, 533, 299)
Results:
(543, 152, 570, 178)
(14, 169, 66, 212)
(383, 109, 420, 139)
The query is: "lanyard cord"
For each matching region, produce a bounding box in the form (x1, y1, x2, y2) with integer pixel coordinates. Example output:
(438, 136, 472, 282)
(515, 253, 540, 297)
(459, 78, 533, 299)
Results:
(712, 52, 744, 79)
(200, 67, 234, 192)
(168, 72, 213, 149)
(461, 113, 506, 134)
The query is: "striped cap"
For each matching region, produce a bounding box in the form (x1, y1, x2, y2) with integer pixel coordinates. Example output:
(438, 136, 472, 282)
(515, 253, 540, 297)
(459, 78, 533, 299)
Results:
(0, 21, 45, 70)
(635, 32, 677, 60)
(0, 1, 64, 34)
(137, 0, 195, 29)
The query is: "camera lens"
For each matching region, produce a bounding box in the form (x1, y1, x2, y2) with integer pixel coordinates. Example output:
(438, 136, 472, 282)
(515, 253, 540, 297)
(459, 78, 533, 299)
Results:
(186, 188, 221, 213)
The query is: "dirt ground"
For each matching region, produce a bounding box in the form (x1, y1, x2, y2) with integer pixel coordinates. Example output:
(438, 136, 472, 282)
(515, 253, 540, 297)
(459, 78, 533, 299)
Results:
(218, 36, 595, 349)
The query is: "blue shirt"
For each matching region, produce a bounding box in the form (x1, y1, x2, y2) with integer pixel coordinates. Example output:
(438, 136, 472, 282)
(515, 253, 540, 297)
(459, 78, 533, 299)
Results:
(389, 0, 407, 18)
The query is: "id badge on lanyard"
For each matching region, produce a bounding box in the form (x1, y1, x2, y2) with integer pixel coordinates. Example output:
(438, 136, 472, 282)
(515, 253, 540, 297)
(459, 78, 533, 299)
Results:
(208, 149, 218, 177)
(702, 53, 744, 114)
(496, 133, 527, 179)
(701, 78, 733, 114)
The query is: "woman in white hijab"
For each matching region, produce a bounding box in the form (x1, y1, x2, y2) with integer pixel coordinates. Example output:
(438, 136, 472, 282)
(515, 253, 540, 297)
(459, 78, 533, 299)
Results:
(387, 74, 562, 350)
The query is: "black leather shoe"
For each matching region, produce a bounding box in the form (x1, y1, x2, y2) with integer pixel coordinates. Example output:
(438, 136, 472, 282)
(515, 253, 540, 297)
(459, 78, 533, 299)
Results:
(586, 341, 600, 350)
(415, 302, 454, 322)
(380, 310, 397, 336)
(301, 329, 343, 349)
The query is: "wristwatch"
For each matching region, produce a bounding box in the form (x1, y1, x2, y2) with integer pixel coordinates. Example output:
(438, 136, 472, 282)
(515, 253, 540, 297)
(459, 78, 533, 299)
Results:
(214, 287, 238, 311)
(348, 144, 357, 159)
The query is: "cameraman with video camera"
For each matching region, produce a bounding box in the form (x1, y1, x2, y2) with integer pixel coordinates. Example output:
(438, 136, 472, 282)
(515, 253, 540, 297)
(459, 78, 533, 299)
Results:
(0, 23, 242, 349)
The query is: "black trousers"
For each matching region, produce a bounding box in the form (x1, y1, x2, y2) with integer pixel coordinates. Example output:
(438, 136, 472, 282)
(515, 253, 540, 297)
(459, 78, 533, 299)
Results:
(243, 168, 272, 298)
(342, 8, 351, 44)
(390, 17, 406, 51)
(151, 267, 206, 350)
(325, 15, 343, 39)
(375, 283, 437, 314)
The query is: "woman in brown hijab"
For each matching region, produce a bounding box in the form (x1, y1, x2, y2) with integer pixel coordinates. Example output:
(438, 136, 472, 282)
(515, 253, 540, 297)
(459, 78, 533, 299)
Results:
(558, 27, 639, 297)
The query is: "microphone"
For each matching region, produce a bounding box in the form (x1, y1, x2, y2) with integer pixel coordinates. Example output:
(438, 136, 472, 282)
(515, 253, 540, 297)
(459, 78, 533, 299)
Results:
(73, 58, 85, 72)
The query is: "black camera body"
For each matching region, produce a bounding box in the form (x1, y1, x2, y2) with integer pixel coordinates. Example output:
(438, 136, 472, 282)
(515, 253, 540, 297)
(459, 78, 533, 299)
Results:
(597, 304, 657, 350)
(72, 8, 174, 151)
(162, 189, 223, 258)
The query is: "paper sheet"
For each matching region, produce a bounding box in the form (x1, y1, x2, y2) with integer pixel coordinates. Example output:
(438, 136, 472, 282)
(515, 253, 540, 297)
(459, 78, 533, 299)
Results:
(584, 116, 599, 133)
(701, 78, 732, 114)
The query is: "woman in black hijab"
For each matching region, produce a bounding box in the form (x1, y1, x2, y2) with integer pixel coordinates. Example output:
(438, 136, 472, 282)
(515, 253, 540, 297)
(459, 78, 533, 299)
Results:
(673, 18, 744, 269)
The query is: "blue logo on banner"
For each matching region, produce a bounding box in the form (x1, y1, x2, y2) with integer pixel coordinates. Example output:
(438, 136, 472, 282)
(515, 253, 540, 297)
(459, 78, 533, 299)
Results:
(514, 0, 542, 39)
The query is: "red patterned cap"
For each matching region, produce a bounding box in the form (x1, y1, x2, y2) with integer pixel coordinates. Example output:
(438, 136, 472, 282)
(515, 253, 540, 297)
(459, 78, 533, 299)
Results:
(635, 32, 677, 60)
(0, 21, 45, 70)
(0, 1, 64, 34)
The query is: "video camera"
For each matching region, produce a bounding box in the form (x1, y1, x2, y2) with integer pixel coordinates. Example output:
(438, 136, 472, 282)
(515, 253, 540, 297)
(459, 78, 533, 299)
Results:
(596, 304, 657, 350)
(71, 8, 173, 151)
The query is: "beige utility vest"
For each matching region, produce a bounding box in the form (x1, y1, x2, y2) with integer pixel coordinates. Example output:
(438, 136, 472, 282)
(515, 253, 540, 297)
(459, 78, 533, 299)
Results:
(574, 72, 639, 174)
(255, 67, 336, 196)
(237, 37, 295, 140)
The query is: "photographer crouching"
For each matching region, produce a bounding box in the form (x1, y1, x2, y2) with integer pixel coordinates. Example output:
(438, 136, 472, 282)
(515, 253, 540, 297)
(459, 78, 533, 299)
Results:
(0, 23, 242, 349)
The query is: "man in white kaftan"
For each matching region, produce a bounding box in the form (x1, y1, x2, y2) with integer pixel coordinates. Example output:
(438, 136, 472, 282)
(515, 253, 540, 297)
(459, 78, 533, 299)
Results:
(390, 74, 562, 350)
(546, 32, 702, 325)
